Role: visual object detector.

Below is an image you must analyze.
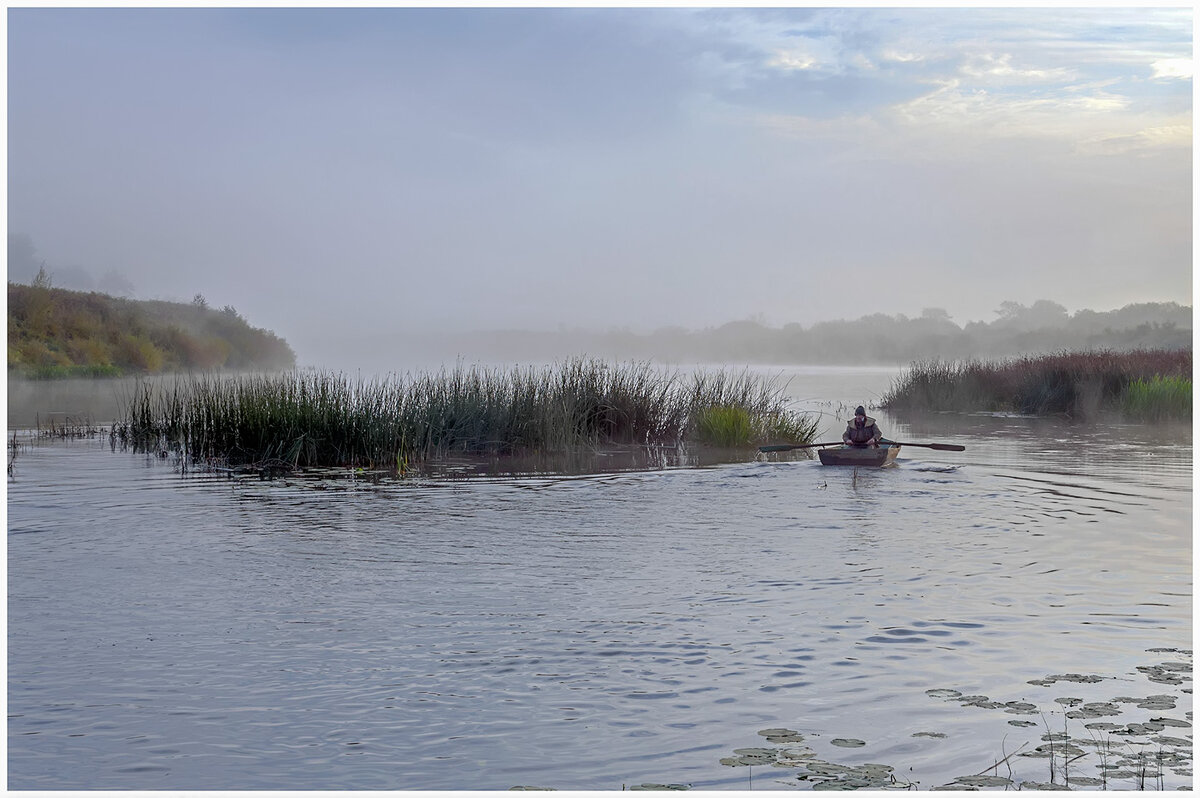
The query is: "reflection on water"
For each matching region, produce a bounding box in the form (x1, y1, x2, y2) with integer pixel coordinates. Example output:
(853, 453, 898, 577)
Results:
(7, 368, 1192, 790)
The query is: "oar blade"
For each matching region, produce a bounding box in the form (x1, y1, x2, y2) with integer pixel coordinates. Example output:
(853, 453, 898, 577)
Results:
(925, 443, 966, 451)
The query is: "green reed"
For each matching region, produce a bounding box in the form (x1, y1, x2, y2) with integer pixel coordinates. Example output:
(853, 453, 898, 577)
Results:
(112, 359, 816, 470)
(882, 349, 1192, 419)
(1120, 376, 1192, 421)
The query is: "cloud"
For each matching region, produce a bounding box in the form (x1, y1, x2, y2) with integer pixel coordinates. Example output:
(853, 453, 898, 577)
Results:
(1151, 58, 1193, 79)
(958, 52, 1076, 84)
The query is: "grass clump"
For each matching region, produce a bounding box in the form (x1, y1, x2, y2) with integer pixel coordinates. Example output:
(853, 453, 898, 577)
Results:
(1121, 376, 1191, 421)
(694, 406, 756, 447)
(882, 349, 1191, 420)
(112, 359, 816, 472)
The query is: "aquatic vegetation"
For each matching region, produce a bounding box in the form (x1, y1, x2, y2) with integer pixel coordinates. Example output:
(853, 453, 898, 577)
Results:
(707, 648, 1192, 791)
(882, 349, 1192, 419)
(1121, 375, 1192, 421)
(111, 359, 816, 472)
(35, 414, 105, 440)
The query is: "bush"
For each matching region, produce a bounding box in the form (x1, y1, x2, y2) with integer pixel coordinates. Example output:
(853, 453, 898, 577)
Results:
(883, 349, 1192, 420)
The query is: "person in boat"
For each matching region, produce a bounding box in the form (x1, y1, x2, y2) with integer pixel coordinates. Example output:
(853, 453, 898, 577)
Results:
(843, 406, 884, 447)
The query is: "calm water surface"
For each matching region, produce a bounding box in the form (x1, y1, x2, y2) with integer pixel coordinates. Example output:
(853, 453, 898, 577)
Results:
(8, 367, 1193, 790)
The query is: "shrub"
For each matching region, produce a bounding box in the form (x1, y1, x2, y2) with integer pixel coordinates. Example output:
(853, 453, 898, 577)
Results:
(883, 349, 1192, 420)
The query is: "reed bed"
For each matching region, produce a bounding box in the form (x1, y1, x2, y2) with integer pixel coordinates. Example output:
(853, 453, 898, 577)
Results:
(882, 349, 1192, 419)
(111, 359, 816, 471)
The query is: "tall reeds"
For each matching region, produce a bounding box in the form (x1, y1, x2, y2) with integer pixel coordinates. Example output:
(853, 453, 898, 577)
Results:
(111, 359, 816, 470)
(882, 349, 1192, 419)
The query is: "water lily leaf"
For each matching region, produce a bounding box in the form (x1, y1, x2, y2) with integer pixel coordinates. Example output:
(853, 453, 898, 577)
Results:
(758, 727, 800, 738)
(952, 775, 1012, 787)
(830, 738, 866, 748)
(912, 731, 947, 738)
(1153, 735, 1191, 747)
(508, 786, 556, 791)
(1008, 720, 1038, 727)
(732, 747, 777, 758)
(1152, 716, 1192, 727)
(1068, 777, 1105, 786)
(804, 762, 854, 776)
(925, 689, 962, 699)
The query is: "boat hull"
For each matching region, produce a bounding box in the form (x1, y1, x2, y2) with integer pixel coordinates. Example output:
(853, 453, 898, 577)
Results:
(817, 444, 900, 467)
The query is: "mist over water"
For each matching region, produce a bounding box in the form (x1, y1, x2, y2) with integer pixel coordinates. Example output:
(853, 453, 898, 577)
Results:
(7, 367, 1191, 790)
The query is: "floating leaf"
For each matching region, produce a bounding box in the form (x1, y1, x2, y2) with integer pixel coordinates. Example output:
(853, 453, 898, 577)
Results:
(925, 689, 962, 700)
(1153, 735, 1191, 747)
(830, 738, 866, 748)
(912, 731, 948, 738)
(1152, 716, 1192, 728)
(1068, 777, 1105, 787)
(952, 775, 1012, 787)
(758, 728, 805, 743)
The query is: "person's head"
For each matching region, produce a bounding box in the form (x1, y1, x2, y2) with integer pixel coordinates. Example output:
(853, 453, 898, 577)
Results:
(854, 405, 866, 420)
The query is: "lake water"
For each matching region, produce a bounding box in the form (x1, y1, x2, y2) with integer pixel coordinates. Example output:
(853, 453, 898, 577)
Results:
(7, 366, 1193, 790)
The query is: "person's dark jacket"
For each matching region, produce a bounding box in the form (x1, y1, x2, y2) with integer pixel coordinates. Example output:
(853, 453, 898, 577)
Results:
(843, 416, 883, 446)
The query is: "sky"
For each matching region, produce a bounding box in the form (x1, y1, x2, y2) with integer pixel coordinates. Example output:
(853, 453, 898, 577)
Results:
(6, 5, 1194, 367)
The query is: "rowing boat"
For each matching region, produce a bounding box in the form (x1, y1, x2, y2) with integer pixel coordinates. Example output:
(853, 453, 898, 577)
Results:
(817, 443, 900, 467)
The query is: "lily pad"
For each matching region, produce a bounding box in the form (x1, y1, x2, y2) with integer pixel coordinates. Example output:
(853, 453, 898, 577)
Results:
(1065, 701, 1121, 719)
(1008, 720, 1038, 727)
(952, 775, 1012, 787)
(912, 731, 947, 738)
(1153, 716, 1192, 728)
(1137, 695, 1178, 710)
(1153, 735, 1191, 747)
(925, 688, 962, 700)
(1067, 777, 1105, 787)
(757, 728, 805, 743)
(830, 738, 866, 748)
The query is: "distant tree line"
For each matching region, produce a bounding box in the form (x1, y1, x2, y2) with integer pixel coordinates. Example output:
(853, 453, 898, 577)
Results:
(8, 277, 296, 378)
(438, 300, 1191, 365)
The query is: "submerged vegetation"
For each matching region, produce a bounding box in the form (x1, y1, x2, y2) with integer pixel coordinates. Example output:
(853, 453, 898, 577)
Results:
(112, 359, 817, 472)
(882, 349, 1192, 419)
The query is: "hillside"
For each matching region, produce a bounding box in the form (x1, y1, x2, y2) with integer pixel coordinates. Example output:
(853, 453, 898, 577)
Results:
(8, 281, 295, 377)
(418, 301, 1191, 366)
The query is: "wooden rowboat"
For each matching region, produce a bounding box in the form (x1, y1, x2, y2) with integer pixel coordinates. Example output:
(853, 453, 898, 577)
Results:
(817, 443, 901, 467)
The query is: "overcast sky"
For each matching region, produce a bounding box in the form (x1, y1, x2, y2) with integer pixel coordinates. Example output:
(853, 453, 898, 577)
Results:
(7, 6, 1193, 366)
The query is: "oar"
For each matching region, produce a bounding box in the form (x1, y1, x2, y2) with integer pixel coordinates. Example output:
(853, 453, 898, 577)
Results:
(760, 440, 966, 453)
(758, 442, 843, 452)
(880, 439, 965, 452)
